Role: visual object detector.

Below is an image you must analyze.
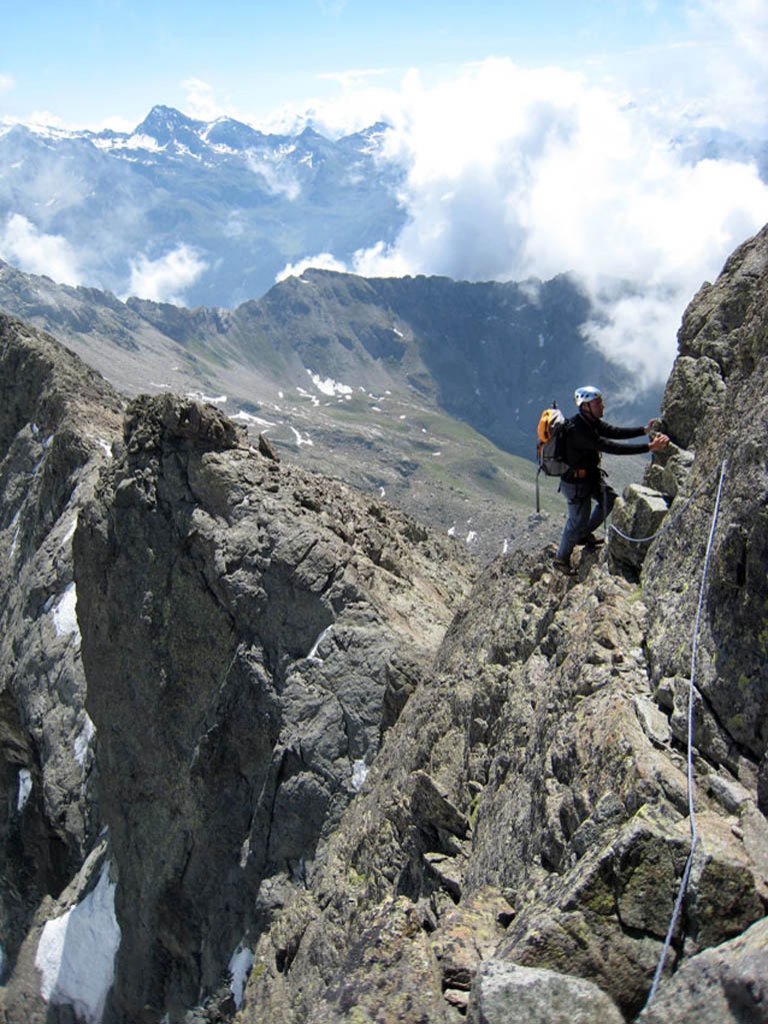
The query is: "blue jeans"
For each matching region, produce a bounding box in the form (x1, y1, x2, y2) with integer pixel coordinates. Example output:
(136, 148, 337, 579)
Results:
(556, 478, 617, 561)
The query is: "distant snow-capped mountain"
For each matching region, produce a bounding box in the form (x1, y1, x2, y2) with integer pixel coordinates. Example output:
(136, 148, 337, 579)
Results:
(0, 106, 406, 307)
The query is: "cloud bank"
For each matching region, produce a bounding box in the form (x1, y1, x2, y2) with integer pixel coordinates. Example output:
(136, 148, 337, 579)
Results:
(0, 213, 83, 285)
(280, 53, 768, 384)
(126, 245, 207, 304)
(268, 2, 768, 384)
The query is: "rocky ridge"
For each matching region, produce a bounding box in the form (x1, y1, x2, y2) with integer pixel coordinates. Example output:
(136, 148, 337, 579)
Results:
(0, 223, 766, 1023)
(0, 257, 659, 561)
(230, 224, 768, 1022)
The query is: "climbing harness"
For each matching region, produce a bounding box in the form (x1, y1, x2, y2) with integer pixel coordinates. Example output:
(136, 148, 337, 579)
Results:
(642, 459, 728, 1008)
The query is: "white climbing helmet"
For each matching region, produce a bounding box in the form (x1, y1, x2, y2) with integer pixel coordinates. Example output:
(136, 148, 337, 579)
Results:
(574, 385, 603, 408)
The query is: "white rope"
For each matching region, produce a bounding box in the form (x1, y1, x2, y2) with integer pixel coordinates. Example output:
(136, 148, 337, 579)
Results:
(643, 459, 728, 1008)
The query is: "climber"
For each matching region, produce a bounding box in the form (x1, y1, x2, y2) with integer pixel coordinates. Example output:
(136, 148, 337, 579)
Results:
(553, 385, 669, 576)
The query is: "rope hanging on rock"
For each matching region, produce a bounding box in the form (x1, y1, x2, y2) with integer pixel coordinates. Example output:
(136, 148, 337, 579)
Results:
(607, 470, 710, 547)
(642, 458, 728, 1009)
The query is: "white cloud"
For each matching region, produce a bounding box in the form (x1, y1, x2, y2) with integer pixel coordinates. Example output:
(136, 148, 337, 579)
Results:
(0, 73, 14, 95)
(126, 244, 207, 304)
(252, 2, 768, 385)
(297, 58, 768, 385)
(276, 252, 348, 282)
(182, 78, 227, 122)
(256, 69, 416, 138)
(0, 213, 83, 285)
(245, 151, 302, 200)
(93, 114, 138, 134)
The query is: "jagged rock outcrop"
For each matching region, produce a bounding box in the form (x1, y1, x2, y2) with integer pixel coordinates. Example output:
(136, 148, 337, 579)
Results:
(636, 916, 768, 1023)
(69, 393, 474, 1022)
(0, 315, 122, 1004)
(467, 961, 626, 1024)
(644, 224, 768, 791)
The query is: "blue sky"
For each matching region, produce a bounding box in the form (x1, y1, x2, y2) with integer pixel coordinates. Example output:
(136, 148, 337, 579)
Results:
(0, 0, 747, 133)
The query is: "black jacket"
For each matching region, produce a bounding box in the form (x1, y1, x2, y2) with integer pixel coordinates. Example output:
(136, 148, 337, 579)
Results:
(564, 411, 649, 483)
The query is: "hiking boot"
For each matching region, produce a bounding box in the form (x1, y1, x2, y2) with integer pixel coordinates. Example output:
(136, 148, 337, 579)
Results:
(552, 558, 575, 576)
(579, 533, 605, 548)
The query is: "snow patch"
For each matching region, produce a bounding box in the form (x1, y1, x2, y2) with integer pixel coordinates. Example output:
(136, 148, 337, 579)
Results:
(290, 426, 314, 447)
(17, 768, 32, 812)
(296, 386, 320, 407)
(351, 759, 369, 791)
(231, 410, 276, 428)
(53, 583, 79, 639)
(229, 943, 254, 1010)
(31, 435, 53, 476)
(74, 715, 95, 766)
(306, 369, 353, 397)
(62, 517, 78, 547)
(307, 626, 333, 663)
(9, 509, 20, 560)
(35, 863, 121, 1024)
(186, 391, 227, 406)
(466, 531, 478, 545)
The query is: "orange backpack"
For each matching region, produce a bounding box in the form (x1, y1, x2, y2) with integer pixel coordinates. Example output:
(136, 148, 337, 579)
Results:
(535, 403, 571, 510)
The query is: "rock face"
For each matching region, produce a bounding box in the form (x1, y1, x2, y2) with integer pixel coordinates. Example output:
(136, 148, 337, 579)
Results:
(644, 225, 768, 788)
(636, 916, 768, 1024)
(467, 961, 626, 1024)
(0, 315, 123, 1010)
(72, 393, 475, 1021)
(0, 224, 767, 1024)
